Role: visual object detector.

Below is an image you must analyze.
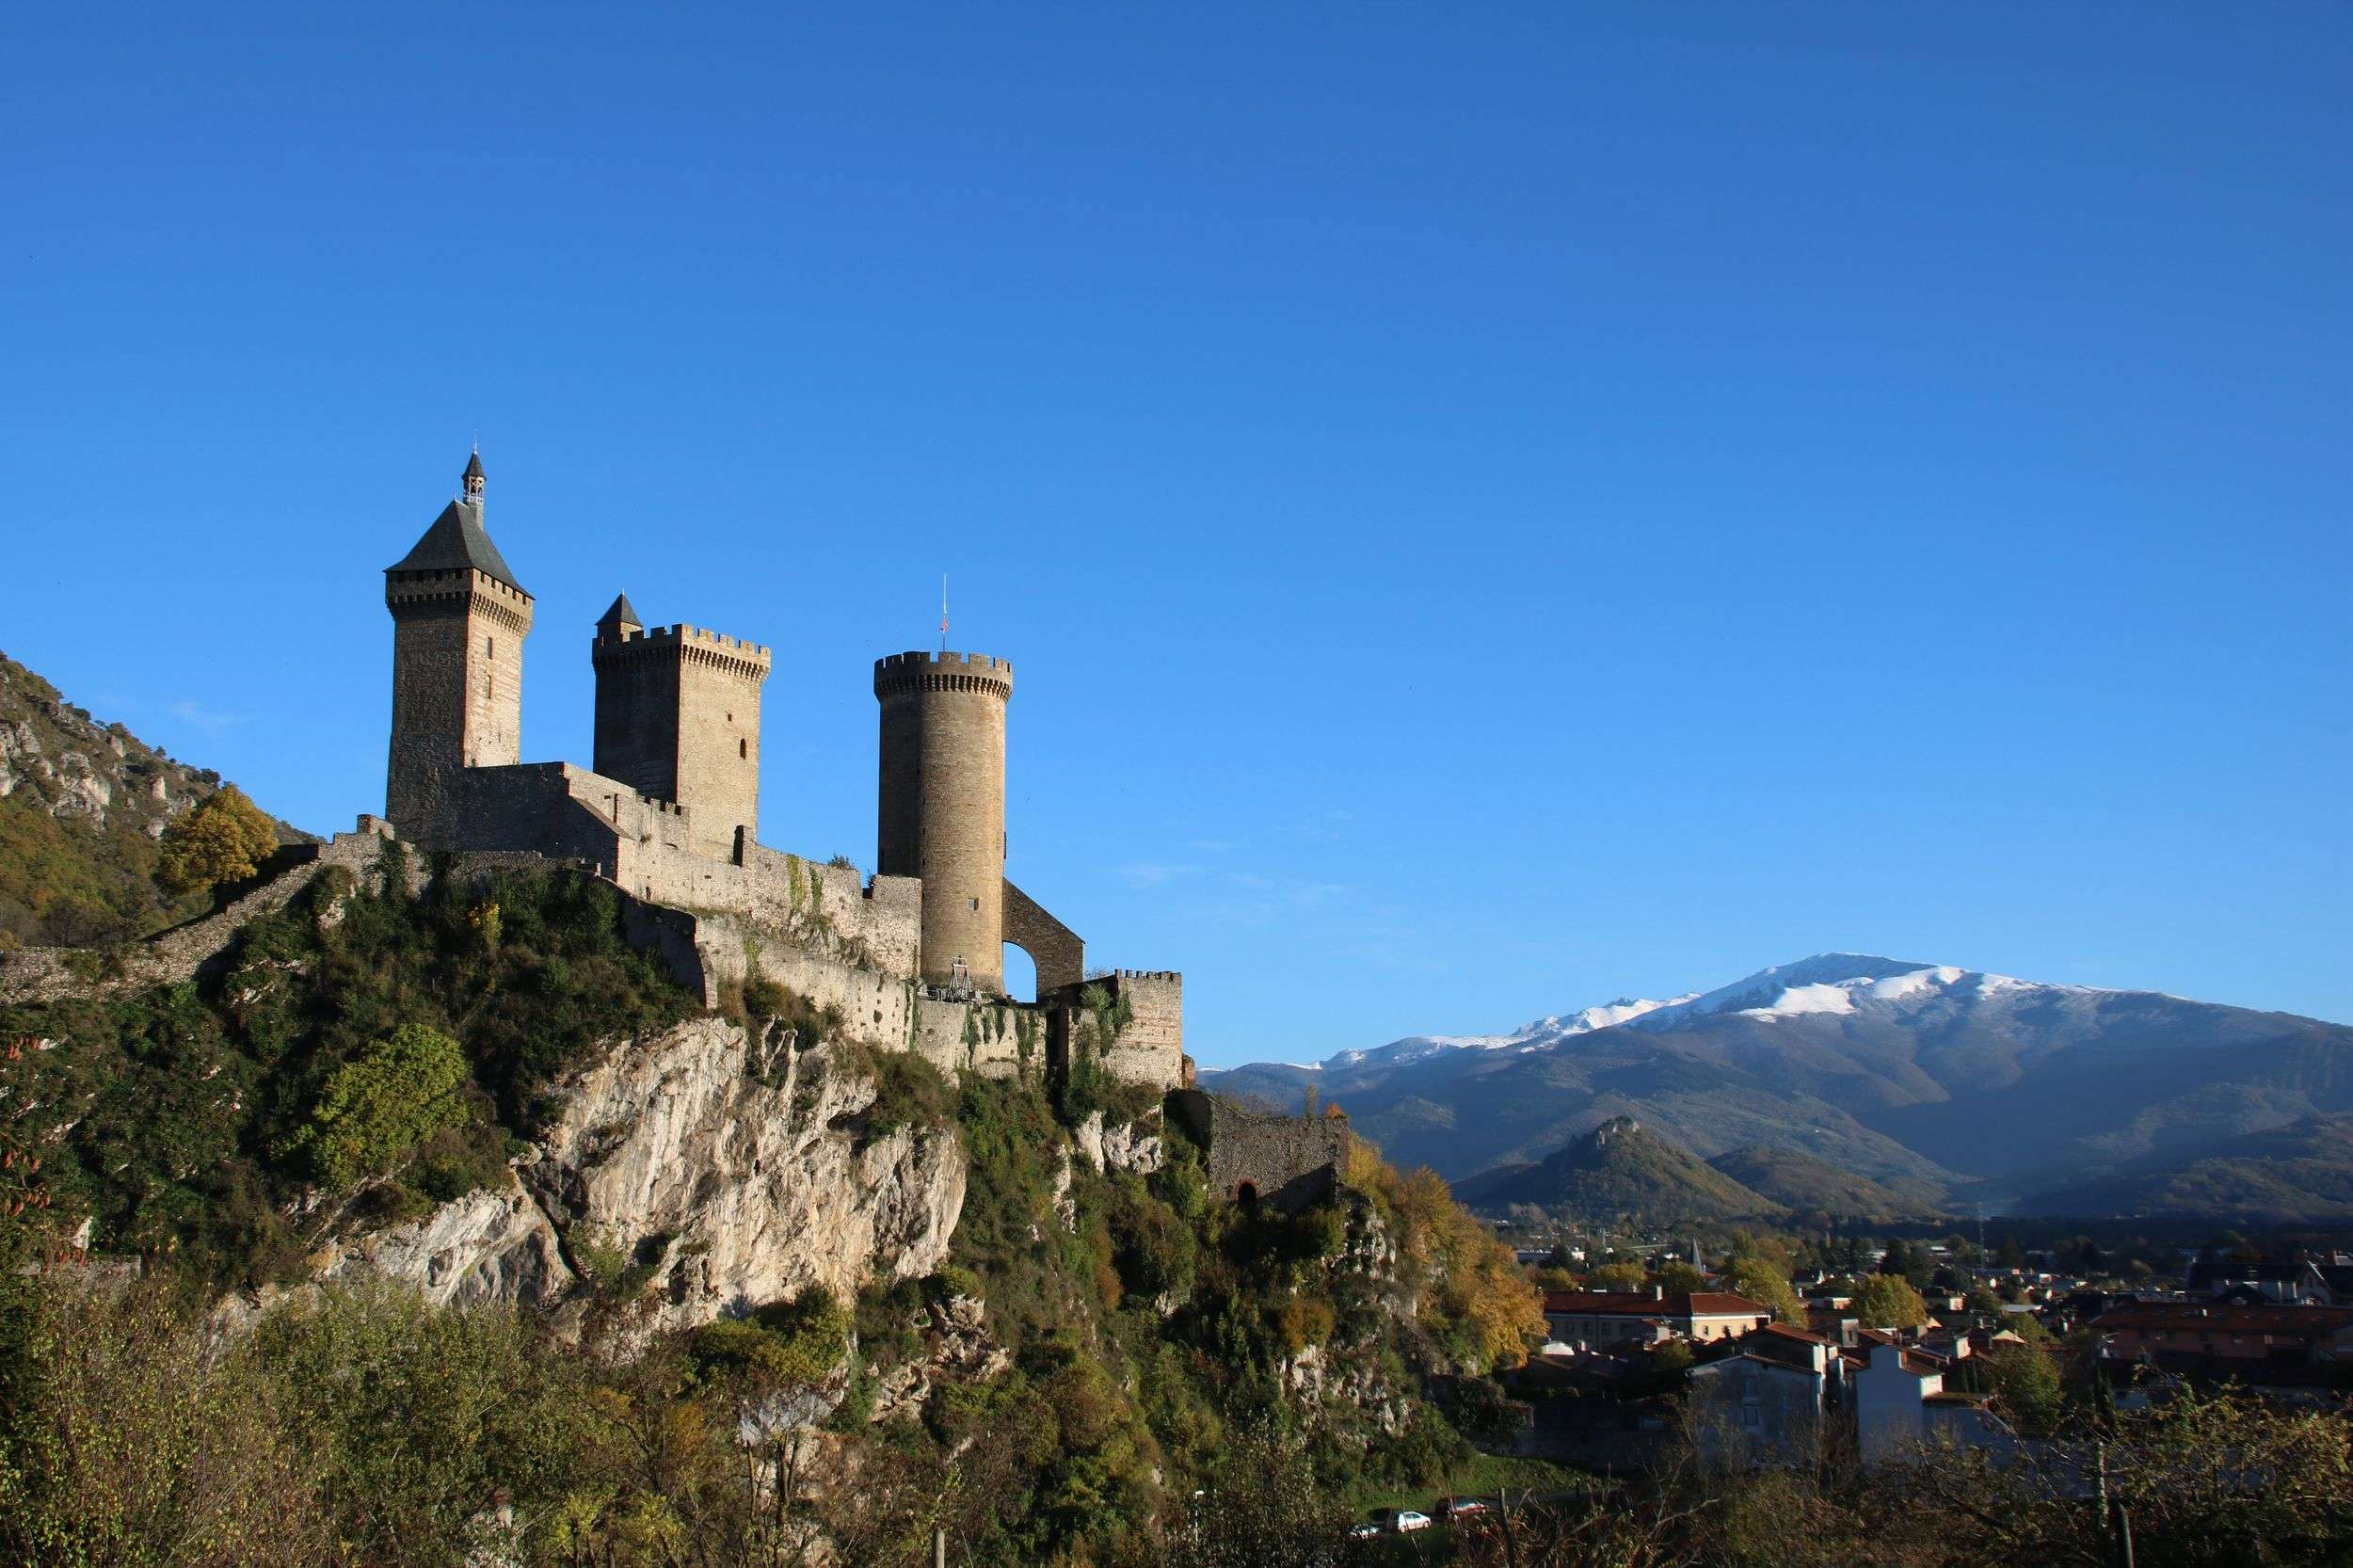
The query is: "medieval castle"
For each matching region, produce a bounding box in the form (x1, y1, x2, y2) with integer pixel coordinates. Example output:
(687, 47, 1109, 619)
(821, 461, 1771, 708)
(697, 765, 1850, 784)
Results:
(378, 451, 1188, 1090)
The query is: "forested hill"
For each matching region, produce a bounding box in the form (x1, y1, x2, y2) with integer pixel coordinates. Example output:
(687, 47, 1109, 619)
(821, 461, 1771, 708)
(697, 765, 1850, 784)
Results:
(2014, 1114, 2353, 1224)
(1452, 1115, 1778, 1225)
(0, 650, 308, 948)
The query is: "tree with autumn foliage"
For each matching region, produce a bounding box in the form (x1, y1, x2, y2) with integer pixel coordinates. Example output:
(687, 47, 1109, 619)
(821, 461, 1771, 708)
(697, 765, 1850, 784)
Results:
(154, 783, 279, 894)
(1346, 1145, 1546, 1369)
(1852, 1272, 1929, 1331)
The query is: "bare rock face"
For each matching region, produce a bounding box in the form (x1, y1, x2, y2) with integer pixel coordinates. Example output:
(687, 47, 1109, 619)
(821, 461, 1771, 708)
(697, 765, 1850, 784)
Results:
(1073, 1109, 1165, 1177)
(316, 1016, 966, 1338)
(318, 1181, 574, 1309)
(867, 1293, 1010, 1425)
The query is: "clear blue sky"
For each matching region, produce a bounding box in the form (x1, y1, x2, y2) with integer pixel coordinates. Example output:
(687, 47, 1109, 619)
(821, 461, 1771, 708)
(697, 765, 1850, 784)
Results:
(5, 3, 2347, 1063)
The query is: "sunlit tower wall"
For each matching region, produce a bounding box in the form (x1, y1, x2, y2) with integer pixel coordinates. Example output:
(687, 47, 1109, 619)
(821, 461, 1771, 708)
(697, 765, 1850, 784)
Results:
(384, 451, 534, 840)
(592, 594, 772, 861)
(873, 650, 1012, 992)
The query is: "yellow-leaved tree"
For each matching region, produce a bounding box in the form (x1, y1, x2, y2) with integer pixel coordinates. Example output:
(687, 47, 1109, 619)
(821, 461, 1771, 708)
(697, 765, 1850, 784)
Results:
(155, 784, 279, 894)
(1852, 1273, 1929, 1331)
(1347, 1144, 1547, 1369)
(1724, 1256, 1808, 1324)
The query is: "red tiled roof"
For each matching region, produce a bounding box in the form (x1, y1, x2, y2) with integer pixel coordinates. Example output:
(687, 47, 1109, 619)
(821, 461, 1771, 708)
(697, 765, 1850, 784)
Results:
(1753, 1321, 1833, 1345)
(1544, 1289, 1772, 1318)
(2093, 1304, 2353, 1338)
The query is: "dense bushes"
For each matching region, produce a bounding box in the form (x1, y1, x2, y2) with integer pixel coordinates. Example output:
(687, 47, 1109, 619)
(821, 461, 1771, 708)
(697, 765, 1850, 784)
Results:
(277, 1021, 472, 1188)
(0, 858, 698, 1285)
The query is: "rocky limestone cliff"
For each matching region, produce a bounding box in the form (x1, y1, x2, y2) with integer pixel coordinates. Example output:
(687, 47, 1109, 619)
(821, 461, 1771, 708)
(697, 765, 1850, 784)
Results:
(310, 1015, 964, 1339)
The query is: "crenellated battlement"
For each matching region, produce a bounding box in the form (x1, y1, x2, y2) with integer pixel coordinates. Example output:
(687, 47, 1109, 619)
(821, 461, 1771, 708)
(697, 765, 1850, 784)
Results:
(594, 623, 773, 679)
(873, 650, 1013, 701)
(387, 568, 536, 630)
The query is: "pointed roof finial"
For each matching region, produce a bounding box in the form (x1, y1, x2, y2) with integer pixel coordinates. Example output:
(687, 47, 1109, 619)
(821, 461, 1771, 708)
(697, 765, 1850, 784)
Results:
(597, 593, 643, 637)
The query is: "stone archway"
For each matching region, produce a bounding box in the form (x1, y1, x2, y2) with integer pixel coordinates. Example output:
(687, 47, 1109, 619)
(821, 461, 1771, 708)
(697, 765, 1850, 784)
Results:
(1001, 879, 1082, 1001)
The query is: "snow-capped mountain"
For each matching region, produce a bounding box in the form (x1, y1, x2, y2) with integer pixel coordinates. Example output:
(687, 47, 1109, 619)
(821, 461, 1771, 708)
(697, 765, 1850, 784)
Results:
(1201, 954, 2353, 1206)
(1321, 994, 1692, 1071)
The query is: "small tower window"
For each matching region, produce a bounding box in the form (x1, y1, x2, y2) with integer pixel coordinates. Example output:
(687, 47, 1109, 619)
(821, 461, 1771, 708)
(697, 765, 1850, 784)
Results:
(739, 739, 747, 759)
(968, 897, 980, 911)
(487, 636, 495, 657)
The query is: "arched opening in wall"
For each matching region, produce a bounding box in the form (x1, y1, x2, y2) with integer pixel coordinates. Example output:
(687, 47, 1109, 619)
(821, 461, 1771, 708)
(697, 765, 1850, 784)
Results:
(1234, 1180, 1259, 1211)
(1001, 942, 1038, 1005)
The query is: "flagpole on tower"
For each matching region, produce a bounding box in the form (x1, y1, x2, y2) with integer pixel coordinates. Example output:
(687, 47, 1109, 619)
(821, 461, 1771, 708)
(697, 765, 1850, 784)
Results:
(939, 574, 949, 654)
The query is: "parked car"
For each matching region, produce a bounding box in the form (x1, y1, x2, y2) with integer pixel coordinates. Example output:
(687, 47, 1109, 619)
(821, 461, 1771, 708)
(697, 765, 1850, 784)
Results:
(1437, 1496, 1491, 1521)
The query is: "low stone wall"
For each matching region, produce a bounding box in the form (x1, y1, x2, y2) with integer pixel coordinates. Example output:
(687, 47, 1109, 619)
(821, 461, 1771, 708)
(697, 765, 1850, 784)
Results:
(3, 810, 1119, 1096)
(0, 824, 393, 1005)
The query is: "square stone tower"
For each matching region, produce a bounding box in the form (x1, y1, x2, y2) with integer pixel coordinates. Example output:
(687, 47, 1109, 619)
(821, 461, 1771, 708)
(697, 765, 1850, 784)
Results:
(384, 451, 533, 840)
(592, 595, 772, 859)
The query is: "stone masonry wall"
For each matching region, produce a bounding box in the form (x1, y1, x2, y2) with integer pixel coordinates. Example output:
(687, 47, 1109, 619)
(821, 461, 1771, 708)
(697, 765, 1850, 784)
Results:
(671, 630, 767, 860)
(1169, 1090, 1354, 1212)
(1002, 877, 1084, 1000)
(593, 625, 770, 861)
(0, 824, 396, 1005)
(874, 651, 1010, 992)
(385, 567, 532, 834)
(1096, 970, 1184, 1091)
(590, 632, 681, 810)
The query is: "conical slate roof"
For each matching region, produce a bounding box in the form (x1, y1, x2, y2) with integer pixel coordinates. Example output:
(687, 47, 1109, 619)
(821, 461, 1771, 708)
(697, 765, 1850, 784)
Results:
(462, 448, 486, 482)
(597, 592, 642, 632)
(387, 498, 525, 595)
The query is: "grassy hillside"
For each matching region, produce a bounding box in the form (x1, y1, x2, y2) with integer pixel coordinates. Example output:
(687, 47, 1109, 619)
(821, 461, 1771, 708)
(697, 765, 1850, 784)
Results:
(1452, 1114, 1782, 1225)
(0, 650, 308, 949)
(1706, 1144, 1945, 1219)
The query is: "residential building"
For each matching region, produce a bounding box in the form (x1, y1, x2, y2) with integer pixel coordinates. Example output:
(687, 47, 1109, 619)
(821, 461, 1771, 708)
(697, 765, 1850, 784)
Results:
(1542, 1289, 1773, 1349)
(1852, 1340, 2010, 1465)
(2090, 1302, 2353, 1383)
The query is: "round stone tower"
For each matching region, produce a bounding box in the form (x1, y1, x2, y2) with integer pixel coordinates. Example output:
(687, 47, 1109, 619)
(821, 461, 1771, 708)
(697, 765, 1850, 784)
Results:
(873, 650, 1012, 993)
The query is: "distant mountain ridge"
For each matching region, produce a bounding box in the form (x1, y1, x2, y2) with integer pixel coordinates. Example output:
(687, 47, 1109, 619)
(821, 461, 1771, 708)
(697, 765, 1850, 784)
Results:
(1204, 954, 2353, 1215)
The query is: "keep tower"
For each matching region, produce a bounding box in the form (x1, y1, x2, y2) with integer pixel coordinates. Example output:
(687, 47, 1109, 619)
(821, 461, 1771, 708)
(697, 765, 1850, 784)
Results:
(592, 594, 772, 859)
(874, 650, 1012, 992)
(384, 450, 533, 838)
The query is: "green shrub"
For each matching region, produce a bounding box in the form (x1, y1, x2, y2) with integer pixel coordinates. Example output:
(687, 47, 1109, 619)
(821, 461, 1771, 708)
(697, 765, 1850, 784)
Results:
(691, 1288, 850, 1386)
(852, 1045, 952, 1140)
(277, 1023, 472, 1191)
